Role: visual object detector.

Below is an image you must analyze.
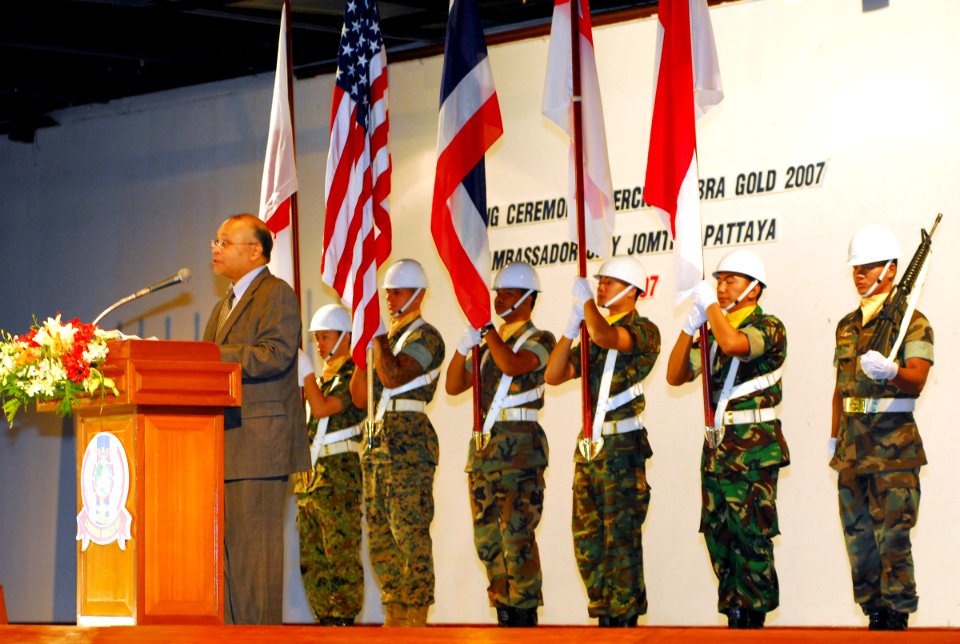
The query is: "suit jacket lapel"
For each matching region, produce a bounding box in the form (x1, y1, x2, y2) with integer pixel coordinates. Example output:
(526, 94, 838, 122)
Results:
(215, 267, 271, 344)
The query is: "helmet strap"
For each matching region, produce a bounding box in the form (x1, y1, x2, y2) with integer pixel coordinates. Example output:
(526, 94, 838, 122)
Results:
(861, 260, 892, 298)
(394, 287, 423, 317)
(497, 289, 533, 319)
(723, 279, 759, 312)
(322, 331, 347, 361)
(603, 285, 635, 308)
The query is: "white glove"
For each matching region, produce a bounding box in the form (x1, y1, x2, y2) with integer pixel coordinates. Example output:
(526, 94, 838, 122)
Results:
(456, 325, 482, 357)
(297, 349, 314, 387)
(564, 303, 585, 340)
(860, 350, 898, 381)
(572, 277, 594, 307)
(691, 280, 718, 311)
(828, 437, 837, 456)
(681, 303, 708, 336)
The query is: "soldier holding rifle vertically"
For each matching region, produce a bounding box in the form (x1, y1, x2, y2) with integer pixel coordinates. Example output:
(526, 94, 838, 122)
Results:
(350, 259, 445, 627)
(831, 220, 937, 631)
(665, 249, 789, 629)
(445, 261, 555, 628)
(545, 256, 660, 628)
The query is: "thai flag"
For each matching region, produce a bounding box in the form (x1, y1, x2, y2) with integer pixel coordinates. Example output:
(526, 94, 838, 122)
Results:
(258, 2, 298, 288)
(644, 0, 723, 301)
(430, 0, 503, 330)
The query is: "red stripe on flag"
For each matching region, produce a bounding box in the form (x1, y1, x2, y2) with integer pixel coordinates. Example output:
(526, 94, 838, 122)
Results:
(643, 0, 696, 238)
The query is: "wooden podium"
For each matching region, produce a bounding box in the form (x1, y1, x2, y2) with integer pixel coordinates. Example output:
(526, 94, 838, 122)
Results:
(61, 340, 240, 626)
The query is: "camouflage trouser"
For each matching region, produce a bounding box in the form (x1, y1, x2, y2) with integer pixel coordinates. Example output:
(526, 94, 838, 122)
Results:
(362, 459, 436, 606)
(838, 468, 920, 614)
(468, 467, 546, 610)
(296, 452, 364, 621)
(700, 467, 780, 613)
(572, 453, 651, 619)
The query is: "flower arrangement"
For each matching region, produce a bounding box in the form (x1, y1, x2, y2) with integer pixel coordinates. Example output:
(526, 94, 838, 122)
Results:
(0, 314, 119, 425)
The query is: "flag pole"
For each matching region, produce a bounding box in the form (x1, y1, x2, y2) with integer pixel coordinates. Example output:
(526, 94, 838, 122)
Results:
(283, 0, 302, 302)
(472, 344, 484, 450)
(570, 0, 596, 460)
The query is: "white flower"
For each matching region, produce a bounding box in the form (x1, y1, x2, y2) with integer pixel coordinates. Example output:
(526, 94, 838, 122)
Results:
(32, 314, 78, 352)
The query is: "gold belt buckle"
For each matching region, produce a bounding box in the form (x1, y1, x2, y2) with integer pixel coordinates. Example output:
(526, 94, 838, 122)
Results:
(500, 409, 510, 421)
(847, 398, 866, 414)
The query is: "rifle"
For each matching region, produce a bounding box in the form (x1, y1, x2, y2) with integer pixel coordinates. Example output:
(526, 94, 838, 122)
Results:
(867, 214, 941, 359)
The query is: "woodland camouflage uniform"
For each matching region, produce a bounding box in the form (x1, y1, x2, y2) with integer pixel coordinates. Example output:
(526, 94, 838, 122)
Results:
(569, 311, 660, 621)
(363, 316, 445, 609)
(465, 320, 555, 612)
(294, 359, 366, 622)
(687, 305, 789, 616)
(830, 308, 933, 616)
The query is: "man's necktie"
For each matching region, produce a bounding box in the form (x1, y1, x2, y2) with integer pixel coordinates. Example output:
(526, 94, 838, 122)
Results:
(216, 287, 235, 335)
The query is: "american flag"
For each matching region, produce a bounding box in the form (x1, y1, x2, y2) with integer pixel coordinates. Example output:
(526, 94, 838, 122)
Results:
(430, 0, 503, 330)
(322, 0, 392, 368)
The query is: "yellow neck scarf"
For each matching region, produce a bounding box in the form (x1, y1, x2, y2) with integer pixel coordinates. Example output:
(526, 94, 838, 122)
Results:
(860, 293, 888, 325)
(389, 310, 420, 338)
(604, 311, 630, 326)
(320, 355, 348, 383)
(498, 320, 527, 341)
(725, 305, 756, 330)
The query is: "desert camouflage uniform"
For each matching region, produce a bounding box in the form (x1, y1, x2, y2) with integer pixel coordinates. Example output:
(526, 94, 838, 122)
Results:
(294, 359, 367, 622)
(363, 316, 445, 608)
(687, 306, 789, 615)
(465, 320, 555, 611)
(569, 311, 660, 620)
(830, 308, 933, 615)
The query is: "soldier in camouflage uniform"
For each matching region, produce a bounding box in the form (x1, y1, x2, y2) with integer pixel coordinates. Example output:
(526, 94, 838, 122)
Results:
(830, 224, 933, 631)
(545, 256, 660, 628)
(666, 250, 789, 629)
(349, 259, 445, 627)
(445, 261, 555, 627)
(295, 304, 367, 625)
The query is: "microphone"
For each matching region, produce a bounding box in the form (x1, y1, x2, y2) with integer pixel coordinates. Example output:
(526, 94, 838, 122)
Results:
(93, 268, 192, 326)
(131, 268, 192, 298)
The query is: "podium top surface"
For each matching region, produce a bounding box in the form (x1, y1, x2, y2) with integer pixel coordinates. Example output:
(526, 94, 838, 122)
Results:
(105, 339, 222, 363)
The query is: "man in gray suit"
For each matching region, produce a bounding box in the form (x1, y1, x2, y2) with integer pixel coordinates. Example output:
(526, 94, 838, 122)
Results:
(203, 213, 310, 624)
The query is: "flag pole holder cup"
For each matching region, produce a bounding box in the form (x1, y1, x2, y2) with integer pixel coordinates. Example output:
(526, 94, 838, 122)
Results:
(364, 418, 382, 452)
(474, 431, 490, 452)
(704, 425, 725, 450)
(578, 435, 604, 461)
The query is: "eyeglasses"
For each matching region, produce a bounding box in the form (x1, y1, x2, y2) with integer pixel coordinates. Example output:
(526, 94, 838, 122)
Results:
(210, 239, 257, 250)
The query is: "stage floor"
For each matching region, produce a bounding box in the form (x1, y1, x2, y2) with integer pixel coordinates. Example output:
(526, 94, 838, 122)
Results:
(1, 625, 959, 644)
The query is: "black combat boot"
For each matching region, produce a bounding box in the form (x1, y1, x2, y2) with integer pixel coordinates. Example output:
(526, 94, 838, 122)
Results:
(867, 606, 889, 630)
(745, 609, 766, 629)
(495, 605, 514, 627)
(885, 610, 909, 630)
(726, 607, 748, 628)
(597, 616, 612, 627)
(318, 616, 355, 626)
(513, 607, 538, 627)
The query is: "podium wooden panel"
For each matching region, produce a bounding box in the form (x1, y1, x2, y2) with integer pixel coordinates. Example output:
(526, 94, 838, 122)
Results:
(53, 340, 240, 626)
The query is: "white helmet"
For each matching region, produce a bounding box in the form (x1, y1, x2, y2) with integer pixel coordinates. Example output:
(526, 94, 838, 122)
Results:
(383, 259, 428, 289)
(713, 250, 767, 287)
(308, 304, 352, 333)
(847, 224, 901, 266)
(493, 262, 541, 292)
(595, 256, 647, 295)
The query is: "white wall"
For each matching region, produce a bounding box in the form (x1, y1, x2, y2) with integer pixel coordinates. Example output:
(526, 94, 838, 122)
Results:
(1, 0, 957, 627)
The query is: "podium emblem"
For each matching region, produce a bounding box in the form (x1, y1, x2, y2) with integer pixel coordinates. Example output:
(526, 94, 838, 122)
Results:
(76, 432, 133, 551)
